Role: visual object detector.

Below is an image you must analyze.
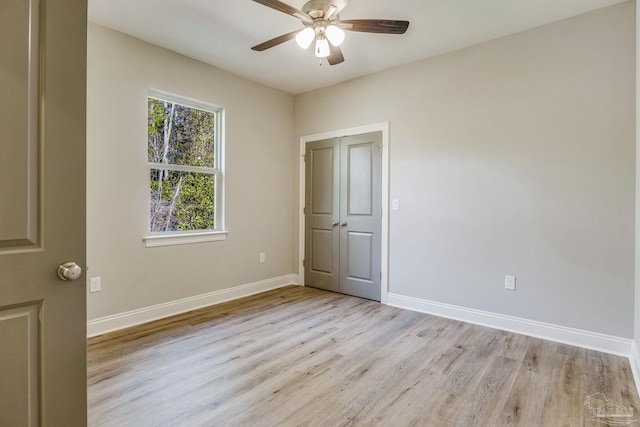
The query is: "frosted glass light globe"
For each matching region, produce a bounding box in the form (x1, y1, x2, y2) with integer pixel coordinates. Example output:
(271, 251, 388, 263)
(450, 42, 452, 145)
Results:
(325, 25, 345, 47)
(315, 37, 330, 58)
(295, 27, 315, 49)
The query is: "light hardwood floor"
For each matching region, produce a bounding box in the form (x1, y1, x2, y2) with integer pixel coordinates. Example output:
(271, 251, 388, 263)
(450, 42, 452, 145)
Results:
(88, 285, 640, 426)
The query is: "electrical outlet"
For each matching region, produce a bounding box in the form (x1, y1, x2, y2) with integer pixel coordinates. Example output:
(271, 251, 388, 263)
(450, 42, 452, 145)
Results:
(259, 252, 266, 263)
(504, 275, 516, 291)
(90, 277, 102, 293)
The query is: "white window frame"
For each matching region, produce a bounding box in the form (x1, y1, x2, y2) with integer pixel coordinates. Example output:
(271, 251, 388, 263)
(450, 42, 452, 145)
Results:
(143, 89, 226, 248)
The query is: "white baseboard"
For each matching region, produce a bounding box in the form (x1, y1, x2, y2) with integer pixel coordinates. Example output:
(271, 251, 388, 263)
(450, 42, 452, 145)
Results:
(386, 293, 632, 357)
(87, 274, 300, 337)
(630, 342, 640, 395)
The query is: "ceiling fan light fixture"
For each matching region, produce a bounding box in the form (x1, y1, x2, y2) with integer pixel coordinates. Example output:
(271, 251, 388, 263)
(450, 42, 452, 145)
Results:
(295, 27, 315, 49)
(325, 24, 345, 46)
(251, 0, 410, 67)
(315, 37, 330, 58)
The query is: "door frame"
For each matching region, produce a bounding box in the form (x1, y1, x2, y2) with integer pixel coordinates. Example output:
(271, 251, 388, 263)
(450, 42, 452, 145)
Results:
(298, 122, 390, 303)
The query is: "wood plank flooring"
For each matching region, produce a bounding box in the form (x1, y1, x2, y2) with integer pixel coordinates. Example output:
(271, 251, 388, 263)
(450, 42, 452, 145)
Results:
(87, 286, 640, 427)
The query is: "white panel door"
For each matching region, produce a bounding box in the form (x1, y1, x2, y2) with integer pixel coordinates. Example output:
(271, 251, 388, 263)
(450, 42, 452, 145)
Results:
(0, 0, 87, 425)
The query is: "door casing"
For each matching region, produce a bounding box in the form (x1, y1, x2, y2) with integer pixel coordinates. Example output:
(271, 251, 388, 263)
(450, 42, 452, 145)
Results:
(299, 123, 389, 303)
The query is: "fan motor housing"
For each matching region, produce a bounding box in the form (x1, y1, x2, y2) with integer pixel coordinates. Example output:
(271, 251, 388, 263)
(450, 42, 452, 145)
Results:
(302, 0, 330, 19)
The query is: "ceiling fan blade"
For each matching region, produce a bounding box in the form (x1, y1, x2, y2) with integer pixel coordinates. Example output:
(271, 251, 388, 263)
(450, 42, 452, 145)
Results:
(252, 0, 310, 21)
(327, 44, 344, 66)
(340, 19, 410, 35)
(325, 0, 350, 19)
(251, 30, 300, 51)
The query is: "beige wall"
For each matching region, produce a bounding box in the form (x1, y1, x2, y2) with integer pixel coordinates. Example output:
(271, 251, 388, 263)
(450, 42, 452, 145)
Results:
(87, 24, 295, 320)
(295, 2, 635, 337)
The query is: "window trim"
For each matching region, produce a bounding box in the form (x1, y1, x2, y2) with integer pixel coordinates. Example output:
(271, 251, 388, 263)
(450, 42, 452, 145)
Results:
(143, 230, 228, 248)
(144, 89, 226, 247)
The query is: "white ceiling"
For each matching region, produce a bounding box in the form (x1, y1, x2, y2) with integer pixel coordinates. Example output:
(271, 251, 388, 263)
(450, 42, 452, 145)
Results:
(88, 0, 626, 95)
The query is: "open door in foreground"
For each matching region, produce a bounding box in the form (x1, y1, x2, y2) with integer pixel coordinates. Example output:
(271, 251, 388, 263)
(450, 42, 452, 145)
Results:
(0, 0, 87, 425)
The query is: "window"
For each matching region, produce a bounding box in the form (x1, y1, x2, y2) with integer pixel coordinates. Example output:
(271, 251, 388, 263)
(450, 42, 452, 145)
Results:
(144, 90, 225, 247)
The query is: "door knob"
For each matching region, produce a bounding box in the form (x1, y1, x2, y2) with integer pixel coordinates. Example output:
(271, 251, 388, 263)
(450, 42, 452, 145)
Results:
(332, 220, 339, 226)
(57, 262, 82, 281)
(340, 221, 347, 227)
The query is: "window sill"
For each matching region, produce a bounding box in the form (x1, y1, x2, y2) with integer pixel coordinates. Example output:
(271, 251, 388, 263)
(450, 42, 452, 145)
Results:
(143, 231, 228, 248)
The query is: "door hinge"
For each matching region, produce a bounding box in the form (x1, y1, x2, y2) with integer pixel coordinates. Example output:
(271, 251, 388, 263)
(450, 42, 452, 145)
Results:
(303, 259, 305, 267)
(304, 207, 306, 214)
(378, 144, 383, 155)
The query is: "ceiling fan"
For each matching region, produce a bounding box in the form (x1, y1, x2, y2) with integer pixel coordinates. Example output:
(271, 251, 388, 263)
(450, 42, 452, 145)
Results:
(251, 0, 410, 65)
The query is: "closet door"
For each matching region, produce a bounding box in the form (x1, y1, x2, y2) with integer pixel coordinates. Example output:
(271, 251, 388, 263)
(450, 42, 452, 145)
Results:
(304, 138, 340, 293)
(304, 132, 382, 301)
(339, 133, 382, 301)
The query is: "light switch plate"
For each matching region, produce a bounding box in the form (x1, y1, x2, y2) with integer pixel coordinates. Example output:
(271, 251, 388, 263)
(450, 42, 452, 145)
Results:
(504, 275, 516, 290)
(392, 199, 400, 211)
(90, 277, 101, 293)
